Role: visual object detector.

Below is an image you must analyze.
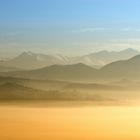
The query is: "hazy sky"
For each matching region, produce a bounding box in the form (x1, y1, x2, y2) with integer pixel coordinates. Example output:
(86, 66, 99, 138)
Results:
(1, 0, 140, 57)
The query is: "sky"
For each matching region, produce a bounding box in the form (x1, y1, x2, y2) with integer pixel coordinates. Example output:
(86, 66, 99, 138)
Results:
(1, 0, 140, 57)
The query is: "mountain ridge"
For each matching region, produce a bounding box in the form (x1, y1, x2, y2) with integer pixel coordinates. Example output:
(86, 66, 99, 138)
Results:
(0, 48, 139, 70)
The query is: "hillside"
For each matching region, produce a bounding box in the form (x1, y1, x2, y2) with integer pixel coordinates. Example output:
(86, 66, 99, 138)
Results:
(2, 63, 97, 81)
(99, 54, 140, 80)
(0, 82, 109, 101)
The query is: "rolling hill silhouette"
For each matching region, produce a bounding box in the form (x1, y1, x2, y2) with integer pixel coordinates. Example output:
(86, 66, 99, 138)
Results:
(2, 54, 140, 82)
(0, 82, 110, 101)
(2, 63, 97, 81)
(99, 54, 140, 80)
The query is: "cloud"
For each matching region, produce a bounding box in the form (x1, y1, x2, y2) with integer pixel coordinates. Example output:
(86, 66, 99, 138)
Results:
(72, 27, 140, 33)
(120, 27, 132, 32)
(120, 27, 140, 32)
(79, 27, 108, 32)
(110, 38, 140, 43)
(72, 27, 110, 33)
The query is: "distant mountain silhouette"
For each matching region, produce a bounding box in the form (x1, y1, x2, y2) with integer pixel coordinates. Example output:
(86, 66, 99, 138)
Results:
(99, 54, 140, 79)
(2, 53, 140, 82)
(0, 48, 139, 69)
(4, 63, 97, 81)
(75, 48, 139, 67)
(0, 52, 69, 70)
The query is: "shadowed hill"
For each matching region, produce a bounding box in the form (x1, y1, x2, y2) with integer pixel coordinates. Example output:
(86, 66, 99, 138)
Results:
(2, 63, 98, 81)
(0, 82, 48, 100)
(0, 82, 77, 100)
(99, 55, 140, 80)
(0, 82, 108, 101)
(0, 76, 140, 102)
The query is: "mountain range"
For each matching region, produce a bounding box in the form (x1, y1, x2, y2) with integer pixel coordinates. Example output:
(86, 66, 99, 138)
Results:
(0, 52, 70, 70)
(1, 48, 140, 102)
(2, 63, 97, 81)
(2, 53, 140, 82)
(74, 48, 139, 67)
(0, 48, 139, 70)
(99, 54, 140, 79)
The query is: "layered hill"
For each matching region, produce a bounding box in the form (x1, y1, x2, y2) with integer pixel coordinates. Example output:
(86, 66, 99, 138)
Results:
(0, 82, 111, 101)
(2, 54, 140, 82)
(0, 48, 138, 70)
(2, 63, 97, 81)
(99, 54, 140, 80)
